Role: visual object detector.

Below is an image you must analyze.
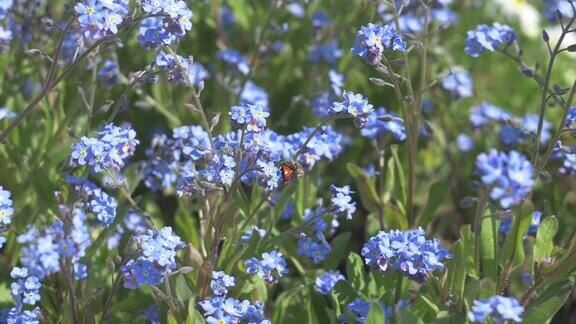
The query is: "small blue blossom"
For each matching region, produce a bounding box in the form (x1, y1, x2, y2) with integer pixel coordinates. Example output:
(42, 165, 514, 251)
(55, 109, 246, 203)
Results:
(240, 81, 270, 110)
(468, 295, 523, 323)
(329, 185, 356, 220)
(310, 41, 343, 66)
(528, 211, 542, 236)
(352, 23, 406, 65)
(229, 103, 270, 133)
(98, 60, 120, 88)
(465, 23, 517, 57)
(361, 107, 406, 141)
(441, 68, 473, 99)
(241, 226, 267, 242)
(331, 91, 374, 128)
(476, 150, 535, 209)
(245, 251, 288, 284)
(218, 48, 250, 75)
(312, 10, 331, 30)
(457, 134, 475, 152)
(198, 297, 269, 323)
(314, 271, 344, 294)
(469, 103, 511, 128)
(211, 271, 236, 296)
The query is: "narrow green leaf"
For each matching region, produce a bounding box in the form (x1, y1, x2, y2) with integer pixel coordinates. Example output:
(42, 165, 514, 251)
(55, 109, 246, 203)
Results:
(323, 232, 351, 270)
(534, 216, 558, 263)
(398, 307, 425, 324)
(418, 179, 450, 228)
(460, 225, 478, 278)
(391, 147, 407, 205)
(346, 253, 366, 292)
(365, 302, 386, 324)
(480, 216, 498, 281)
(524, 279, 573, 323)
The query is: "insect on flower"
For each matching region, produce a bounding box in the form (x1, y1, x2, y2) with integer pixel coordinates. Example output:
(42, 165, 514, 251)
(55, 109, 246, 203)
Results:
(280, 161, 304, 183)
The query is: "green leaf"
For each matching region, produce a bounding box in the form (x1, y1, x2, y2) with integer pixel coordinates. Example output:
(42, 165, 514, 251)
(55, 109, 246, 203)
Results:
(460, 225, 478, 278)
(500, 202, 533, 268)
(365, 302, 386, 324)
(323, 232, 351, 270)
(524, 279, 573, 323)
(418, 179, 450, 228)
(346, 253, 366, 292)
(398, 307, 425, 324)
(347, 163, 381, 213)
(391, 147, 407, 205)
(478, 278, 497, 299)
(480, 216, 498, 281)
(534, 216, 558, 263)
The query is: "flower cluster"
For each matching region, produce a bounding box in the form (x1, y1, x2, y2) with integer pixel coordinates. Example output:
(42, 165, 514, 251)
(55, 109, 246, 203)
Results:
(198, 297, 269, 323)
(469, 102, 511, 128)
(67, 176, 118, 226)
(441, 68, 473, 99)
(98, 60, 120, 88)
(378, 0, 458, 34)
(70, 123, 139, 175)
(361, 227, 451, 283)
(0, 186, 14, 247)
(155, 51, 209, 87)
(211, 271, 236, 296)
(500, 114, 552, 146)
(297, 219, 331, 264)
(218, 48, 250, 75)
(18, 207, 91, 280)
(465, 23, 517, 57)
(330, 185, 356, 220)
(543, 0, 576, 22)
(330, 91, 374, 128)
(240, 81, 270, 109)
(245, 251, 289, 284)
(3, 267, 41, 324)
(352, 23, 406, 65)
(230, 103, 270, 133)
(74, 0, 129, 39)
(310, 41, 343, 66)
(121, 227, 184, 289)
(475, 150, 535, 209)
(468, 295, 523, 323)
(314, 271, 345, 294)
(342, 298, 392, 324)
(137, 0, 193, 49)
(107, 211, 148, 250)
(361, 107, 406, 141)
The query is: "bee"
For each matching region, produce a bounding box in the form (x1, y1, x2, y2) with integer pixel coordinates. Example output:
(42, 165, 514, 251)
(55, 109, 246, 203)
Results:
(279, 161, 304, 183)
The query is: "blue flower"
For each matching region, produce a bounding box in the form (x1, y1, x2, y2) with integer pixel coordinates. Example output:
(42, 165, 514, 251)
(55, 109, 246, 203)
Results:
(543, 0, 576, 22)
(229, 103, 270, 133)
(476, 150, 535, 209)
(211, 271, 236, 296)
(241, 227, 266, 243)
(98, 60, 120, 88)
(528, 211, 542, 236)
(361, 107, 406, 141)
(331, 91, 374, 128)
(245, 251, 288, 284)
(329, 185, 356, 220)
(469, 102, 511, 128)
(441, 68, 473, 99)
(240, 81, 269, 110)
(361, 228, 451, 283)
(352, 23, 406, 65)
(565, 106, 576, 128)
(315, 271, 344, 294)
(218, 48, 250, 75)
(468, 295, 523, 323)
(456, 134, 475, 152)
(465, 23, 517, 57)
(312, 10, 331, 30)
(198, 297, 269, 323)
(310, 41, 343, 66)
